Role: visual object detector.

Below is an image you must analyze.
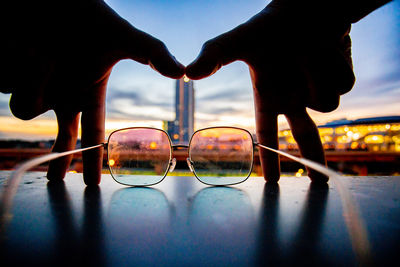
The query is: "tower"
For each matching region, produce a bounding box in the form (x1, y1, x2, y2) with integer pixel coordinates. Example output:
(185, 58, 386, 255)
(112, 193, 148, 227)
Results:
(165, 76, 194, 143)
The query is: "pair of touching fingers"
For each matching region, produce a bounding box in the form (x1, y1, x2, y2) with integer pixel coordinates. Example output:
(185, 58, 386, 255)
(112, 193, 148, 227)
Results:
(2, 1, 354, 185)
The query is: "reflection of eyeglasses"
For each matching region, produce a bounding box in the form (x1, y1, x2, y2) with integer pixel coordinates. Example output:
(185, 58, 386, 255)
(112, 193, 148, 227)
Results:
(107, 126, 257, 186)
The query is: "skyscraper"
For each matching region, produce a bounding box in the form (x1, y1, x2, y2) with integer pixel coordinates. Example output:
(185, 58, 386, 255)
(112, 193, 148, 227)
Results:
(165, 76, 195, 143)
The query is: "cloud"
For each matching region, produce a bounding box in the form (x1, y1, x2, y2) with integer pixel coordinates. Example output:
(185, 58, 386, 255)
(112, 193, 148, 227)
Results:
(203, 106, 238, 115)
(107, 85, 254, 124)
(197, 87, 252, 102)
(108, 88, 173, 107)
(106, 88, 174, 121)
(195, 87, 253, 116)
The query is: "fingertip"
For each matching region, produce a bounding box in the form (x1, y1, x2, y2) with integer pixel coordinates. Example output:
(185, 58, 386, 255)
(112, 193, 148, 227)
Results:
(47, 161, 68, 181)
(173, 60, 186, 79)
(185, 62, 208, 80)
(310, 179, 329, 189)
(285, 110, 328, 183)
(166, 56, 186, 79)
(185, 45, 221, 80)
(309, 173, 329, 184)
(148, 45, 186, 79)
(47, 111, 80, 181)
(82, 149, 103, 186)
(263, 163, 281, 183)
(185, 59, 218, 80)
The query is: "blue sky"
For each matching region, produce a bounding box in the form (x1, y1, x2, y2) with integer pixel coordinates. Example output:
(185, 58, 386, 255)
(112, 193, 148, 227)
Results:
(0, 0, 399, 139)
(106, 0, 400, 128)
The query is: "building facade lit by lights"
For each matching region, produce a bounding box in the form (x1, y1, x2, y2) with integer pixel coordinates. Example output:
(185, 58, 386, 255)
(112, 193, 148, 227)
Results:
(164, 76, 195, 143)
(278, 116, 400, 152)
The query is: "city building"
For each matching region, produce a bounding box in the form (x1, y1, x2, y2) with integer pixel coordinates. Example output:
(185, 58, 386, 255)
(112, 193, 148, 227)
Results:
(164, 76, 195, 143)
(278, 116, 400, 152)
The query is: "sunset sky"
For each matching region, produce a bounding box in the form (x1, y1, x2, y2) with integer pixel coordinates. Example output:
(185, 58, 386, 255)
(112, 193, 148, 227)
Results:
(0, 0, 399, 140)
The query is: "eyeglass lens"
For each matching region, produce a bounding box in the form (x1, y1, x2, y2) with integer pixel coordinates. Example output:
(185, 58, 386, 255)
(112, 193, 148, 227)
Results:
(107, 128, 172, 186)
(189, 128, 253, 185)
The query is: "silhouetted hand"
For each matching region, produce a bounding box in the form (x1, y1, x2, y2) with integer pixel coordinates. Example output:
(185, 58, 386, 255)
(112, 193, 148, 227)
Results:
(186, 0, 356, 183)
(0, 1, 184, 185)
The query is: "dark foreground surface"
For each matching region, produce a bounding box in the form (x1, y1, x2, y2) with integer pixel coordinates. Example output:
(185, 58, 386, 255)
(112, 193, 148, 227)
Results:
(1, 172, 399, 266)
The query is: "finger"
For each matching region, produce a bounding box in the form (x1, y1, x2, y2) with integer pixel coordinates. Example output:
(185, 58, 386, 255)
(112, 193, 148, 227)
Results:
(253, 85, 280, 183)
(255, 110, 280, 183)
(186, 25, 247, 80)
(285, 109, 328, 184)
(80, 80, 107, 186)
(112, 20, 184, 79)
(185, 39, 224, 80)
(128, 31, 184, 79)
(47, 110, 80, 181)
(147, 39, 185, 79)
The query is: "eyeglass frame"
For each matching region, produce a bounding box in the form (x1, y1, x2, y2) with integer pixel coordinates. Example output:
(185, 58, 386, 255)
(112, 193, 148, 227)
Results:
(104, 126, 259, 187)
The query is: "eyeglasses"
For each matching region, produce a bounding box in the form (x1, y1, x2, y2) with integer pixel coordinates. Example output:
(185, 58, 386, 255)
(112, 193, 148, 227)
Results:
(2, 126, 339, 188)
(106, 126, 256, 186)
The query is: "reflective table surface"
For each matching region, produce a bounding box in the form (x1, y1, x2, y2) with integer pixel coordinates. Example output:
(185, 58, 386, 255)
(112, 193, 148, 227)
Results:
(1, 172, 399, 266)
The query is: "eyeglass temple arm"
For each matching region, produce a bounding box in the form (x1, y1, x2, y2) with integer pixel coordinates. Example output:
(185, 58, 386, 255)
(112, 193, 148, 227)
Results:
(254, 142, 338, 178)
(0, 143, 105, 233)
(255, 142, 370, 261)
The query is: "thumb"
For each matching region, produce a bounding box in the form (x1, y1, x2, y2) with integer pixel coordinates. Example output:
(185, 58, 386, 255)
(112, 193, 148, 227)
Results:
(186, 28, 245, 80)
(185, 39, 224, 80)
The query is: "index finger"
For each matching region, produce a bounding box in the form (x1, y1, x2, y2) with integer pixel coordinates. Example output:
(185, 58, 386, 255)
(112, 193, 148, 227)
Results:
(47, 110, 80, 181)
(253, 85, 280, 183)
(80, 80, 107, 186)
(285, 110, 328, 184)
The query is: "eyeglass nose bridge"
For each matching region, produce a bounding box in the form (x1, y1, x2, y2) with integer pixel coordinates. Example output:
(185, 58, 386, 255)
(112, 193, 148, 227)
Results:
(170, 144, 191, 174)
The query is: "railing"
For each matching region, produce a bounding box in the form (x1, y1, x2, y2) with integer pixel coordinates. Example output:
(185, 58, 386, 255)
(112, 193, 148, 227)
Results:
(1, 148, 399, 175)
(1, 148, 399, 160)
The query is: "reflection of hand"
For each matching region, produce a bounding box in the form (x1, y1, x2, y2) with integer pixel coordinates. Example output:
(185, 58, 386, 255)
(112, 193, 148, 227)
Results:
(186, 0, 358, 183)
(0, 1, 184, 185)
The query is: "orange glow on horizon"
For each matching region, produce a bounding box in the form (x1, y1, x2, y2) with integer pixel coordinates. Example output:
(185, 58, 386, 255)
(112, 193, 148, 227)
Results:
(0, 116, 164, 140)
(0, 116, 58, 138)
